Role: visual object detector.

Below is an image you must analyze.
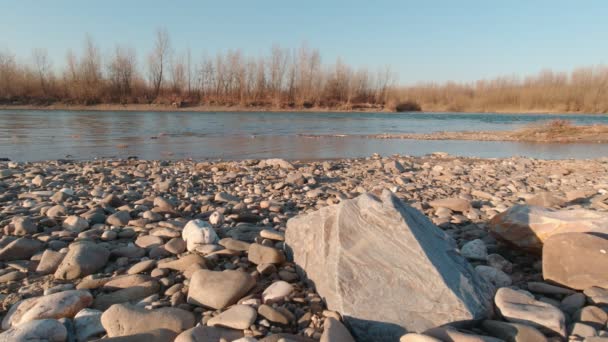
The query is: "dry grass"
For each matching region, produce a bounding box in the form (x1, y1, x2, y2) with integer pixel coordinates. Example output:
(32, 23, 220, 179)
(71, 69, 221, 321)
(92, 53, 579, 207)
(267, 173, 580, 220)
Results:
(391, 67, 608, 114)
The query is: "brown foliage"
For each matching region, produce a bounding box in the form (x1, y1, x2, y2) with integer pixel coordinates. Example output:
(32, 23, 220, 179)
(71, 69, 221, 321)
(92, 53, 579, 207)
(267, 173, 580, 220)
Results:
(391, 67, 608, 113)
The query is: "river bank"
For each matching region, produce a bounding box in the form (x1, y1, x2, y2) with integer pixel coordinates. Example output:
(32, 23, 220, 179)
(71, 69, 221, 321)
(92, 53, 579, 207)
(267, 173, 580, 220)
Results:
(1, 103, 607, 115)
(0, 155, 607, 340)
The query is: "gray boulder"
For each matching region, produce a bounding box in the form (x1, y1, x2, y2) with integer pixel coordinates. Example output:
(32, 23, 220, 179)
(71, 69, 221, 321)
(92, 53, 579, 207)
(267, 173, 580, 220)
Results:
(286, 190, 494, 341)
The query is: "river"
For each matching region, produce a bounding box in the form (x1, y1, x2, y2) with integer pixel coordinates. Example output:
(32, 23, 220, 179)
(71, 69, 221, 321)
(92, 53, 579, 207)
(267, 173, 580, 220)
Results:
(1, 110, 607, 161)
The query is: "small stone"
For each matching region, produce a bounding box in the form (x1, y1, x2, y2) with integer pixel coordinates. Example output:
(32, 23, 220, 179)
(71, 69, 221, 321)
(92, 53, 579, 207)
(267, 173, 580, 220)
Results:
(424, 326, 503, 342)
(207, 304, 257, 330)
(36, 249, 65, 275)
(93, 280, 160, 310)
(257, 304, 290, 325)
(219, 238, 250, 252)
(260, 229, 285, 241)
(248, 243, 285, 265)
(182, 219, 219, 251)
(428, 198, 472, 213)
(481, 320, 548, 342)
(187, 269, 256, 309)
(573, 306, 608, 331)
(54, 241, 110, 280)
(135, 235, 164, 249)
(570, 322, 598, 339)
(487, 254, 513, 273)
(2, 290, 93, 329)
(101, 303, 195, 337)
(475, 265, 512, 287)
(400, 333, 442, 342)
(106, 211, 131, 226)
(215, 192, 240, 204)
(262, 281, 294, 304)
(62, 215, 89, 233)
(0, 319, 67, 342)
(320, 317, 355, 342)
(384, 160, 405, 174)
(527, 282, 575, 295)
(0, 237, 43, 261)
(494, 287, 566, 337)
(175, 326, 244, 342)
(165, 237, 186, 254)
(0, 271, 26, 283)
(74, 308, 105, 341)
(128, 260, 157, 275)
(209, 211, 224, 226)
(461, 239, 488, 260)
(158, 254, 207, 272)
(11, 216, 37, 236)
(560, 292, 586, 315)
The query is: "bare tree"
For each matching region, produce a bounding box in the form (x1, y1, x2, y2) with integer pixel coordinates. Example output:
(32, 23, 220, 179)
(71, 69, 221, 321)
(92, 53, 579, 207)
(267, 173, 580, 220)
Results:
(170, 54, 186, 94)
(148, 28, 171, 99)
(0, 49, 17, 98)
(108, 45, 136, 101)
(80, 35, 103, 103)
(32, 48, 52, 96)
(269, 45, 288, 106)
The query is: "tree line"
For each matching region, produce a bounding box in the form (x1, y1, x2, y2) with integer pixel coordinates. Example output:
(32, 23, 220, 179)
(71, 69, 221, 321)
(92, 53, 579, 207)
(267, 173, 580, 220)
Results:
(0, 29, 395, 109)
(1, 28, 607, 113)
(395, 67, 608, 113)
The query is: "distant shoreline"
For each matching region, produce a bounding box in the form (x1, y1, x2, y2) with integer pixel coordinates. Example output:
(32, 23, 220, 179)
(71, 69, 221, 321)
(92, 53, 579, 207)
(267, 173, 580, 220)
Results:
(0, 103, 605, 116)
(299, 122, 608, 143)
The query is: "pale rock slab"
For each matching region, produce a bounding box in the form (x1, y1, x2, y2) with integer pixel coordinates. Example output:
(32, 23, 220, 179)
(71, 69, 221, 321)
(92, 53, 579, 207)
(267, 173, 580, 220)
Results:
(286, 190, 494, 341)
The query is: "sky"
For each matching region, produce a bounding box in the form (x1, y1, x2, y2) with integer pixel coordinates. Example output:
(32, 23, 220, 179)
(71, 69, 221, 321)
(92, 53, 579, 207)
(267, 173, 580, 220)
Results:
(1, 0, 607, 84)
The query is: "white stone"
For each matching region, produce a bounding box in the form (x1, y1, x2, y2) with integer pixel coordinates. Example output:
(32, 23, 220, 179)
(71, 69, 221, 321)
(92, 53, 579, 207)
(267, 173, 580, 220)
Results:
(182, 219, 219, 252)
(262, 281, 294, 304)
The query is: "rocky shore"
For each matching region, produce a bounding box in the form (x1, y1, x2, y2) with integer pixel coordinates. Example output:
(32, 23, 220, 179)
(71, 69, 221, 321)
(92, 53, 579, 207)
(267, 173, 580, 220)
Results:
(0, 154, 607, 341)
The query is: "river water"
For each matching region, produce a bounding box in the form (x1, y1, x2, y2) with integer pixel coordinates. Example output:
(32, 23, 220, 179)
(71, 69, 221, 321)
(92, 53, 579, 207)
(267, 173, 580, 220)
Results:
(1, 110, 607, 161)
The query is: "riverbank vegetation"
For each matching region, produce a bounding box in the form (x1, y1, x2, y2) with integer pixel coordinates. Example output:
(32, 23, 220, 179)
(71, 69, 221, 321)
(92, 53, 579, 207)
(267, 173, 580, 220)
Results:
(0, 30, 395, 111)
(1, 29, 608, 113)
(396, 68, 608, 113)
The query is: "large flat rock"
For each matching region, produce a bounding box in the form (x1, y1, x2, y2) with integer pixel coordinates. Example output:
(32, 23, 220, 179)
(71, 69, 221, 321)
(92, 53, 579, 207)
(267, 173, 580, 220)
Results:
(543, 232, 608, 290)
(286, 190, 494, 341)
(488, 205, 608, 252)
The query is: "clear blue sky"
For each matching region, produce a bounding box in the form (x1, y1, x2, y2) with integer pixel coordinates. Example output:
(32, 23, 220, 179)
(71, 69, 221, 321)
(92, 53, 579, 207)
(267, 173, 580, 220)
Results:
(1, 0, 606, 84)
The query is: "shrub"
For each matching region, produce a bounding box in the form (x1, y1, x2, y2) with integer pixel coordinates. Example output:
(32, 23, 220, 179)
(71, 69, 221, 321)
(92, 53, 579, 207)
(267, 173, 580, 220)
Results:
(395, 100, 422, 112)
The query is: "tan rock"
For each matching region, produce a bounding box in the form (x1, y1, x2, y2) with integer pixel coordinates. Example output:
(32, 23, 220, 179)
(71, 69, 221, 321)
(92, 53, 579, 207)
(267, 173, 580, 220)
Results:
(428, 198, 472, 213)
(175, 326, 243, 342)
(187, 269, 255, 309)
(2, 290, 93, 329)
(543, 233, 608, 290)
(101, 303, 195, 337)
(494, 287, 566, 337)
(489, 205, 608, 252)
(320, 317, 355, 342)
